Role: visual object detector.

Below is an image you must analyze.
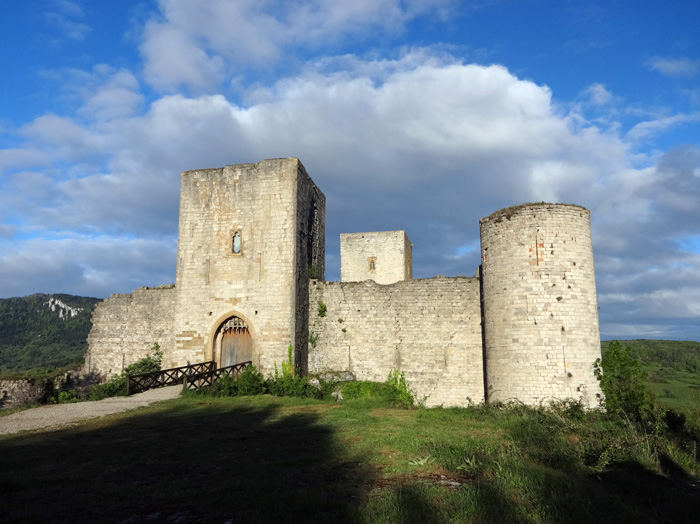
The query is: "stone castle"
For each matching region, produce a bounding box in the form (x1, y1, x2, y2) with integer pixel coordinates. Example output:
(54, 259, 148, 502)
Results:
(86, 158, 603, 407)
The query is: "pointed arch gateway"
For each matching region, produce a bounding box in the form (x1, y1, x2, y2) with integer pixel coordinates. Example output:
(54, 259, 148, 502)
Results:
(214, 316, 253, 367)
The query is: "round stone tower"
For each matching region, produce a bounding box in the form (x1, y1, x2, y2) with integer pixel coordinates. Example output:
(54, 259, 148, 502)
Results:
(479, 203, 602, 406)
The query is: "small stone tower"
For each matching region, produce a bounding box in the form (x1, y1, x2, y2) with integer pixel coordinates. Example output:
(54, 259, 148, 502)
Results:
(340, 230, 413, 284)
(480, 203, 602, 406)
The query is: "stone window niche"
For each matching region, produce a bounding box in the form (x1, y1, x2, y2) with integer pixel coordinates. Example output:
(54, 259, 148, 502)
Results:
(368, 256, 377, 272)
(232, 231, 242, 255)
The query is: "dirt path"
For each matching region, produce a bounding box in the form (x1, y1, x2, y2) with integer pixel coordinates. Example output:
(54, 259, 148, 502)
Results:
(0, 385, 182, 436)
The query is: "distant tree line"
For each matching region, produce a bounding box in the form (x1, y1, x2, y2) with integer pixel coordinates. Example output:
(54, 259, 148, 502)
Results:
(601, 339, 700, 375)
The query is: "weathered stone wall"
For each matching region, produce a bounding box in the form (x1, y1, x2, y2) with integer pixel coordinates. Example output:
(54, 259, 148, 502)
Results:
(340, 231, 412, 284)
(0, 371, 101, 409)
(480, 203, 602, 406)
(293, 165, 326, 374)
(308, 277, 484, 407)
(0, 379, 47, 408)
(85, 286, 176, 379)
(171, 158, 323, 375)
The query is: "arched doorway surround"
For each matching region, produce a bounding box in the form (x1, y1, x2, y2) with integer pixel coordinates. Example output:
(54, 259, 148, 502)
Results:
(212, 315, 253, 367)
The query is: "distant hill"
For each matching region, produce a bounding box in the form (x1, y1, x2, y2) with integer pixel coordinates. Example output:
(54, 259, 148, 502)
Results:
(0, 293, 101, 373)
(601, 339, 700, 374)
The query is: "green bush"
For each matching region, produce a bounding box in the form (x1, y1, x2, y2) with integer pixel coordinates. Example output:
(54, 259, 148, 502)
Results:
(340, 380, 390, 400)
(386, 369, 415, 407)
(317, 378, 338, 400)
(237, 365, 266, 396)
(266, 374, 321, 399)
(340, 371, 416, 408)
(207, 374, 239, 397)
(266, 345, 322, 399)
(188, 365, 268, 398)
(57, 390, 78, 403)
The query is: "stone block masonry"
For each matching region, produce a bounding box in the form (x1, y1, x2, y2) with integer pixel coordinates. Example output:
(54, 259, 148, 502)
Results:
(309, 276, 485, 407)
(86, 158, 603, 408)
(480, 203, 602, 406)
(86, 286, 176, 380)
(341, 230, 412, 284)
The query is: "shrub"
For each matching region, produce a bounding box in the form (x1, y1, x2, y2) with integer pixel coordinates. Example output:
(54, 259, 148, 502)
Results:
(340, 371, 416, 408)
(386, 369, 415, 407)
(185, 365, 267, 398)
(57, 390, 78, 403)
(237, 365, 266, 396)
(266, 345, 322, 399)
(340, 380, 390, 400)
(207, 374, 239, 397)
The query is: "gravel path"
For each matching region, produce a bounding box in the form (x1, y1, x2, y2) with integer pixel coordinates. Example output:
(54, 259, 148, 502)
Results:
(0, 385, 182, 436)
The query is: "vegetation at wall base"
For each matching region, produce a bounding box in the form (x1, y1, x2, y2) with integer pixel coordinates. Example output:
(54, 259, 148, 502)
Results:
(186, 355, 417, 408)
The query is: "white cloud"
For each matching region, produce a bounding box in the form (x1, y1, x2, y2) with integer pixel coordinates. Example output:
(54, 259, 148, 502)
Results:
(77, 69, 144, 121)
(626, 111, 700, 142)
(583, 83, 612, 106)
(0, 236, 176, 298)
(18, 114, 106, 162)
(44, 0, 92, 41)
(140, 0, 456, 92)
(0, 224, 16, 240)
(647, 56, 700, 77)
(0, 148, 52, 172)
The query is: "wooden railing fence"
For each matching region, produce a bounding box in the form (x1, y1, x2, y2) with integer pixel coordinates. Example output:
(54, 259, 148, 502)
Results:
(126, 360, 253, 394)
(126, 361, 214, 394)
(184, 361, 252, 390)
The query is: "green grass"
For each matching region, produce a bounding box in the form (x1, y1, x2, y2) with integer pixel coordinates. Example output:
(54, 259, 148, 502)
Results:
(1, 395, 699, 523)
(645, 363, 700, 410)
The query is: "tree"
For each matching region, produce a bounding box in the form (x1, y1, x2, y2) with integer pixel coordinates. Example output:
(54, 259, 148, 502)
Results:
(594, 341, 653, 419)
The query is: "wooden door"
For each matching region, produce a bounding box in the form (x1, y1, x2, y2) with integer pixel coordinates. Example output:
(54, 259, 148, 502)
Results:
(220, 317, 252, 366)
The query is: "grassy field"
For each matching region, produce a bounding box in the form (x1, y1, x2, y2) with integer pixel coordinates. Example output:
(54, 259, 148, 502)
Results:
(645, 364, 700, 410)
(1, 394, 699, 524)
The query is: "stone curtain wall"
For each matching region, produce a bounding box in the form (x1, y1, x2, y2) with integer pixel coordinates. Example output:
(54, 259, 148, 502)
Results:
(0, 379, 47, 408)
(308, 277, 485, 407)
(171, 158, 323, 375)
(340, 231, 412, 284)
(86, 286, 176, 379)
(480, 203, 602, 406)
(1, 371, 101, 408)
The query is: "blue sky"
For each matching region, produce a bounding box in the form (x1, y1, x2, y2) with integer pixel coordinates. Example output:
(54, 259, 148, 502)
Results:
(1, 0, 699, 341)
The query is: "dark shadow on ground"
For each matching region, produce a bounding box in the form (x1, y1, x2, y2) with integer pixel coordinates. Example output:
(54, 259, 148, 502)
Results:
(501, 415, 700, 524)
(0, 397, 368, 523)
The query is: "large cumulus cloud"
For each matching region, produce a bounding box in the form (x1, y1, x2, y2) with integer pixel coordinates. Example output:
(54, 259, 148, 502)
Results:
(0, 1, 698, 340)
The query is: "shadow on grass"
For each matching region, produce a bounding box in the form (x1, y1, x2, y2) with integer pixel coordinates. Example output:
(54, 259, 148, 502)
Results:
(0, 397, 369, 524)
(501, 415, 700, 524)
